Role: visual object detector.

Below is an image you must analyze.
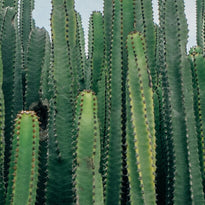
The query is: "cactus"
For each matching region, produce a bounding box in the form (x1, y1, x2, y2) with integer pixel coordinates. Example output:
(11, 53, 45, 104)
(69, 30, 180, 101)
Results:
(0, 46, 5, 204)
(197, 0, 205, 47)
(73, 90, 104, 205)
(126, 31, 156, 205)
(189, 46, 205, 190)
(6, 111, 40, 205)
(0, 0, 205, 204)
(46, 0, 75, 203)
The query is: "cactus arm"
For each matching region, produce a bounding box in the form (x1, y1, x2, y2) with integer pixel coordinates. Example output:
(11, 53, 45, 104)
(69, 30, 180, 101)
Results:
(25, 28, 46, 109)
(47, 0, 74, 203)
(74, 91, 104, 205)
(126, 32, 156, 205)
(6, 111, 39, 205)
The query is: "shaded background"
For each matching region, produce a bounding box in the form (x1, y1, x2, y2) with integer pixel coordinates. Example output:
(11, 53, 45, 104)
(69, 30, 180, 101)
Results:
(33, 0, 196, 51)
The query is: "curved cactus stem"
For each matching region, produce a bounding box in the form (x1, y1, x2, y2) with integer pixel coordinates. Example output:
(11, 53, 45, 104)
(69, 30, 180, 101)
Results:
(6, 111, 40, 205)
(73, 91, 104, 205)
(126, 32, 156, 205)
(88, 11, 104, 94)
(25, 27, 47, 110)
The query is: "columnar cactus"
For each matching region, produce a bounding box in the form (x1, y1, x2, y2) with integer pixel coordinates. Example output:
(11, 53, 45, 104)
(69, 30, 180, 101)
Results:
(126, 31, 156, 205)
(6, 111, 40, 205)
(73, 90, 104, 205)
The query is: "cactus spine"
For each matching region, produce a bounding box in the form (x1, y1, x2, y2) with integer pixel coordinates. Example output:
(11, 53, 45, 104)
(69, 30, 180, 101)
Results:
(6, 111, 40, 205)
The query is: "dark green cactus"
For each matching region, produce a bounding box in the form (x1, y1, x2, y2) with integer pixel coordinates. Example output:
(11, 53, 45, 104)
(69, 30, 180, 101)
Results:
(6, 111, 40, 205)
(25, 27, 47, 110)
(88, 11, 104, 93)
(197, 0, 205, 47)
(73, 90, 104, 205)
(104, 0, 123, 204)
(189, 46, 205, 190)
(46, 0, 75, 203)
(0, 46, 5, 204)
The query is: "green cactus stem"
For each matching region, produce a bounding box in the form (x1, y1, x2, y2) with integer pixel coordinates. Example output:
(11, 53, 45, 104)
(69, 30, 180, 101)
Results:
(126, 31, 156, 205)
(25, 27, 47, 110)
(73, 90, 104, 205)
(161, 0, 205, 203)
(88, 11, 104, 94)
(0, 46, 5, 204)
(47, 0, 75, 203)
(197, 0, 205, 47)
(189, 46, 205, 191)
(105, 0, 123, 204)
(6, 111, 40, 205)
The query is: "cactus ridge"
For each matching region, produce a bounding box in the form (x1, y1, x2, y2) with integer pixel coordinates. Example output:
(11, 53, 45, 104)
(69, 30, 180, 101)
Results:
(6, 111, 40, 205)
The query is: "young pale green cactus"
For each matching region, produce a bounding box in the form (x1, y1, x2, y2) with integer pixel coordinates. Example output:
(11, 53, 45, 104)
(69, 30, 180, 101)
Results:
(126, 31, 156, 205)
(6, 111, 40, 205)
(73, 90, 104, 205)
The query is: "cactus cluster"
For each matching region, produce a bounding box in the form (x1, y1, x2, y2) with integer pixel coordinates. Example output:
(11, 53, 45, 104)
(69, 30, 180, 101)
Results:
(0, 0, 205, 204)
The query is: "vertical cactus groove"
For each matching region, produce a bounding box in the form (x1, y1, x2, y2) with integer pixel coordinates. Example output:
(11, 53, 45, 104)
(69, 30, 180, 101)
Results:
(105, 0, 123, 204)
(73, 91, 104, 205)
(47, 0, 74, 203)
(6, 111, 40, 205)
(126, 32, 156, 205)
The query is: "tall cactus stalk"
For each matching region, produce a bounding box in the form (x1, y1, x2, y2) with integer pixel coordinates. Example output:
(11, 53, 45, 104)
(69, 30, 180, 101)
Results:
(73, 90, 104, 205)
(104, 0, 123, 204)
(126, 31, 156, 205)
(0, 46, 5, 204)
(47, 0, 75, 203)
(6, 111, 40, 205)
(160, 0, 205, 203)
(189, 46, 205, 191)
(197, 0, 205, 47)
